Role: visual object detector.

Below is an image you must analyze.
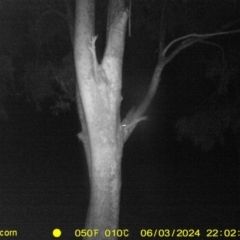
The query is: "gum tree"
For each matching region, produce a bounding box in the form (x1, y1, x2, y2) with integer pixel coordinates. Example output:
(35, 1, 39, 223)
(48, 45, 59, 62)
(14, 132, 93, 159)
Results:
(74, 0, 128, 235)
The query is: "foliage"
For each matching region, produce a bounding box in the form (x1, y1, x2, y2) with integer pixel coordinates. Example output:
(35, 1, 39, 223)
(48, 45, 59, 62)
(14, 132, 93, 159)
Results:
(49, 54, 76, 115)
(176, 48, 240, 151)
(22, 54, 75, 114)
(23, 62, 56, 111)
(176, 104, 239, 151)
(0, 55, 15, 121)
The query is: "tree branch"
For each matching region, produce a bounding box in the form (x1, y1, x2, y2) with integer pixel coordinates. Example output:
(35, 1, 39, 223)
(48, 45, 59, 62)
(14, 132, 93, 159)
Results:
(122, 1, 168, 142)
(122, 23, 240, 142)
(163, 29, 240, 57)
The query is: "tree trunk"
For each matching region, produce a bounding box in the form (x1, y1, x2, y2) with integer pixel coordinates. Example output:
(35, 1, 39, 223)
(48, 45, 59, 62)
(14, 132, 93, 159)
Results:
(74, 0, 128, 238)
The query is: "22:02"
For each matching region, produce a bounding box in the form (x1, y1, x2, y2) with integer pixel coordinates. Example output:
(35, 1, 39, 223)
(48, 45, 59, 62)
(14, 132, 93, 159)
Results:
(206, 229, 237, 237)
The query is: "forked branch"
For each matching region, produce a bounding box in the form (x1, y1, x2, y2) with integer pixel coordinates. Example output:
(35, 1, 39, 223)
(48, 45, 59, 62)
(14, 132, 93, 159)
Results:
(122, 26, 240, 142)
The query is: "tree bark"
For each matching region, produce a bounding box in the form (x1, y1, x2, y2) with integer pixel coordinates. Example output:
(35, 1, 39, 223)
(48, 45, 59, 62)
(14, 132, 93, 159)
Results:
(74, 0, 128, 238)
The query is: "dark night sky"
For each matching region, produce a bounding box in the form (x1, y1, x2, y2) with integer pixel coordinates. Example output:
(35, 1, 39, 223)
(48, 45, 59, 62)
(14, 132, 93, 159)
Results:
(0, 0, 240, 239)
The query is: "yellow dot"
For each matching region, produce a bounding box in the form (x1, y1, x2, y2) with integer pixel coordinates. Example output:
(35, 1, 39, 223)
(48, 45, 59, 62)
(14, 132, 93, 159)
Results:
(53, 228, 61, 238)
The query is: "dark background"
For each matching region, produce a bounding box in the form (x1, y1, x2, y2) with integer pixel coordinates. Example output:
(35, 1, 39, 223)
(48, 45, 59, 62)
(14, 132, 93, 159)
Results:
(0, 0, 240, 239)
